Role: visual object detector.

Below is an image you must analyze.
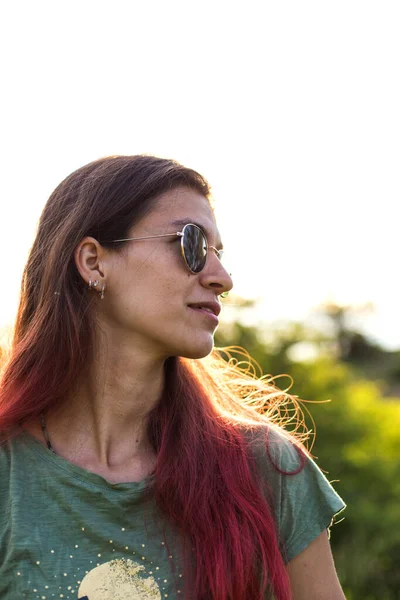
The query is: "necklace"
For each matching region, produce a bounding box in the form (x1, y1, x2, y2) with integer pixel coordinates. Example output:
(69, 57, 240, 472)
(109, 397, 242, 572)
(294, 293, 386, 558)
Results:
(40, 411, 55, 453)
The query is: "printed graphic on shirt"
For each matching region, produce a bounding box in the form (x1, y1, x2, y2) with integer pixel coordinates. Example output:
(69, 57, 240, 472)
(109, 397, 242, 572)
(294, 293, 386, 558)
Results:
(77, 559, 161, 599)
(15, 531, 182, 600)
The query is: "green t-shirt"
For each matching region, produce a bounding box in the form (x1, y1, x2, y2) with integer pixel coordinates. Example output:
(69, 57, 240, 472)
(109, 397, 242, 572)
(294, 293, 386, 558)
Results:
(0, 427, 345, 599)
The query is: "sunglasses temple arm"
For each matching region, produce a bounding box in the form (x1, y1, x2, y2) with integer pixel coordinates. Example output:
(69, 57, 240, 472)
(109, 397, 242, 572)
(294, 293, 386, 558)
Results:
(108, 232, 182, 243)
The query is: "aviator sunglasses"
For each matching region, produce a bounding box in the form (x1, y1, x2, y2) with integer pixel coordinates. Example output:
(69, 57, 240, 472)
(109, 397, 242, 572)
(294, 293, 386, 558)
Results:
(108, 223, 230, 296)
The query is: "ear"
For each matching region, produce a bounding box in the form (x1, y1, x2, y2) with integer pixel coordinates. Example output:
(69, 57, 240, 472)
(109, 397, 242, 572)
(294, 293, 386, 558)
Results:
(74, 237, 107, 286)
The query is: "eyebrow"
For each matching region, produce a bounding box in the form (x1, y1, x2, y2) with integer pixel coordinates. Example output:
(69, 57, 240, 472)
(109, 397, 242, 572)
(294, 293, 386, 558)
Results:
(170, 219, 224, 250)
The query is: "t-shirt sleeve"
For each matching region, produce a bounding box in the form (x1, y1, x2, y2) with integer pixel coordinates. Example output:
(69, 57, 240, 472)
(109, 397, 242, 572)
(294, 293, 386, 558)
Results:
(249, 426, 346, 564)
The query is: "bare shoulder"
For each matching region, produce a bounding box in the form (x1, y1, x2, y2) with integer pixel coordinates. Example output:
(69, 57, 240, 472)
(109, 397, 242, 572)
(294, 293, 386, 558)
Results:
(287, 530, 346, 600)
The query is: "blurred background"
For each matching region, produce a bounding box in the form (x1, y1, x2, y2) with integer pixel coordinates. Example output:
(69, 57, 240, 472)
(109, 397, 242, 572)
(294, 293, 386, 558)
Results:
(0, 1, 399, 597)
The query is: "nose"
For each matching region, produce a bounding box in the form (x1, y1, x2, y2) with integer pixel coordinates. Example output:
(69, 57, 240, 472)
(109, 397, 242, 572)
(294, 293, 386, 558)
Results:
(198, 252, 233, 297)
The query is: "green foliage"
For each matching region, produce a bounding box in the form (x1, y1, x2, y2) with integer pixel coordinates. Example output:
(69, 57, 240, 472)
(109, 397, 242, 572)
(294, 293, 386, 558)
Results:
(215, 315, 400, 599)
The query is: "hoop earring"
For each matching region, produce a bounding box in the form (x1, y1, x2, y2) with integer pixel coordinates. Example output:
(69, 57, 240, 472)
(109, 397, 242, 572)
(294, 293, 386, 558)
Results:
(88, 279, 92, 291)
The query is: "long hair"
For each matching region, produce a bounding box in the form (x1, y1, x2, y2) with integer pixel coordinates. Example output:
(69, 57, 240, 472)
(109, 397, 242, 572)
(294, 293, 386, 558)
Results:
(0, 155, 308, 600)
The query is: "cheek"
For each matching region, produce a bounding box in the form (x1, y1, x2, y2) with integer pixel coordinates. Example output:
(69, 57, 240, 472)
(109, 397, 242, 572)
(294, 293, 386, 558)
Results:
(107, 248, 192, 329)
(114, 275, 181, 323)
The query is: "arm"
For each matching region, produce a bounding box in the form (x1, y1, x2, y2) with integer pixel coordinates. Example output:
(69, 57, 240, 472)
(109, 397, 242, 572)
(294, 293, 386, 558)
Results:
(286, 530, 346, 600)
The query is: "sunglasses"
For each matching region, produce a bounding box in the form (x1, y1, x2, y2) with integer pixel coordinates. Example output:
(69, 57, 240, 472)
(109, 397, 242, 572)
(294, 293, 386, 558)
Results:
(108, 224, 229, 295)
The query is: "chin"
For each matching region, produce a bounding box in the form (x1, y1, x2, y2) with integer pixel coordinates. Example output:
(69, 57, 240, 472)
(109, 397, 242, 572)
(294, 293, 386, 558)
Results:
(182, 347, 214, 360)
(170, 337, 215, 360)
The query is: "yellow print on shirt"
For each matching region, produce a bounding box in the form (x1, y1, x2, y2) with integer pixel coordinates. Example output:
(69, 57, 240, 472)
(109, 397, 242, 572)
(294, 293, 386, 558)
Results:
(77, 558, 161, 599)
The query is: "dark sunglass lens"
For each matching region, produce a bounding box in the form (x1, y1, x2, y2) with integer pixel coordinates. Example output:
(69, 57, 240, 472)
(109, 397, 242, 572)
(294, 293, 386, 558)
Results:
(182, 224, 207, 273)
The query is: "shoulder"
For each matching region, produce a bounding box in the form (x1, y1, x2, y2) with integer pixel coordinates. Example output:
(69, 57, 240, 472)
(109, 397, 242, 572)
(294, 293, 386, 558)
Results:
(243, 423, 346, 563)
(0, 435, 13, 529)
(0, 430, 33, 492)
(0, 435, 12, 477)
(244, 423, 306, 480)
(0, 431, 23, 480)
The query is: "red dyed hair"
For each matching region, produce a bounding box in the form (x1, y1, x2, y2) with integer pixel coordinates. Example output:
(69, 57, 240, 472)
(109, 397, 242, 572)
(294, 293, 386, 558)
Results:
(0, 156, 308, 600)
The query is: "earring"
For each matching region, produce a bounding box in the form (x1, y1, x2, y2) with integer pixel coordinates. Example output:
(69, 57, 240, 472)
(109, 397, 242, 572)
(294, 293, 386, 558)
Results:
(88, 279, 92, 291)
(99, 283, 106, 300)
(93, 280, 99, 288)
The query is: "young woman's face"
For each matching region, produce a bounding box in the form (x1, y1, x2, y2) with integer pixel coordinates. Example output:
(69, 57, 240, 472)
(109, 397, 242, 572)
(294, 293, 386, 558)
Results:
(101, 186, 233, 360)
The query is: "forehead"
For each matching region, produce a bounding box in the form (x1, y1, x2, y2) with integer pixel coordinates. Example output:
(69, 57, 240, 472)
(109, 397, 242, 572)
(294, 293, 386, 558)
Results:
(142, 186, 222, 244)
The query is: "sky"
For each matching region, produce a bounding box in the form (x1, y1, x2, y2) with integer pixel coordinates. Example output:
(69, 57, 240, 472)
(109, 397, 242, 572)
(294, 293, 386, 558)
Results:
(0, 1, 399, 349)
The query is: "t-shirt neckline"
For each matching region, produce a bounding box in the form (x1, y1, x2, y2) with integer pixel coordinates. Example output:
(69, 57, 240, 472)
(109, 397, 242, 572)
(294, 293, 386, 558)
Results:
(19, 429, 155, 493)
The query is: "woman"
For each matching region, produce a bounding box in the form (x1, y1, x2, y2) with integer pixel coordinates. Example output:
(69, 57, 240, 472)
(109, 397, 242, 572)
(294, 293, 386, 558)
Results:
(0, 155, 346, 599)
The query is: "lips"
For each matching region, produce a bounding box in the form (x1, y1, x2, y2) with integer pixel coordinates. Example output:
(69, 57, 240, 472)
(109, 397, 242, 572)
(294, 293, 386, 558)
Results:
(187, 301, 221, 317)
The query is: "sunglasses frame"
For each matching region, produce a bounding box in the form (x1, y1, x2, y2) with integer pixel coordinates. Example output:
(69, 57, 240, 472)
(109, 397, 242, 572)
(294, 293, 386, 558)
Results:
(177, 223, 223, 274)
(107, 223, 224, 275)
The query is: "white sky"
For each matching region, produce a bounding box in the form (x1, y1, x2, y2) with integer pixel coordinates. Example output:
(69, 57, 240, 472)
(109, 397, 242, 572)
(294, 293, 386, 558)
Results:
(0, 1, 399, 348)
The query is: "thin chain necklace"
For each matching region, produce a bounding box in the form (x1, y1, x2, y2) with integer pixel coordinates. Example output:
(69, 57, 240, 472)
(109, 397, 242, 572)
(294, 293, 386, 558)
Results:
(40, 411, 55, 454)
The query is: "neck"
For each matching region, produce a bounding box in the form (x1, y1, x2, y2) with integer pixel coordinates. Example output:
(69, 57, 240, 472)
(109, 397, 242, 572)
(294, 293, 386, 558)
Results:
(43, 344, 166, 471)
